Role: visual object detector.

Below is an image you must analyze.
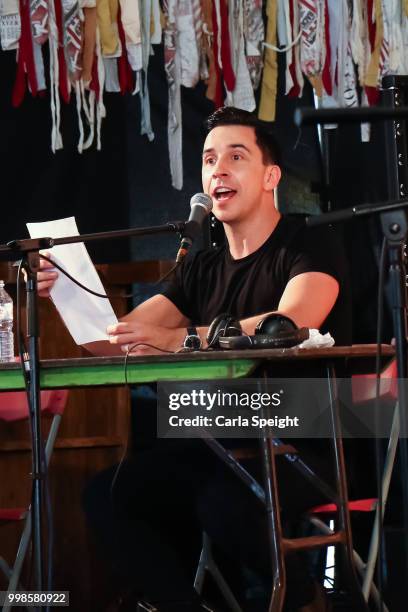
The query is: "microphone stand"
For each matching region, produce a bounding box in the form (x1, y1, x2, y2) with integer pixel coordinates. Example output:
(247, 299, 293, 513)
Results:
(307, 199, 408, 586)
(0, 221, 186, 602)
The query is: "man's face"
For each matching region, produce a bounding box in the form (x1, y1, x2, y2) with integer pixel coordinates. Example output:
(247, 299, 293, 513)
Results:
(201, 125, 279, 225)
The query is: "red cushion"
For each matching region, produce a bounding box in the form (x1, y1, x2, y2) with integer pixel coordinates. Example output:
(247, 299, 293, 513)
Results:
(0, 389, 68, 421)
(0, 508, 27, 521)
(309, 498, 377, 514)
(352, 360, 398, 403)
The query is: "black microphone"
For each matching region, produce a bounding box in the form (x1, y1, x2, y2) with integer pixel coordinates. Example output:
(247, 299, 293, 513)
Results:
(176, 193, 213, 263)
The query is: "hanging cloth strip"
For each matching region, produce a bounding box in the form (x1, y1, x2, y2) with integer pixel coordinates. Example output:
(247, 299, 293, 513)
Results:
(162, 0, 202, 188)
(403, 3, 408, 62)
(298, 0, 324, 96)
(383, 0, 406, 75)
(119, 0, 142, 73)
(350, 0, 371, 141)
(103, 57, 120, 90)
(178, 0, 201, 88)
(258, 0, 277, 121)
(378, 0, 390, 79)
(30, 0, 48, 43)
(350, 0, 365, 79)
(117, 2, 134, 94)
(53, 0, 70, 101)
(62, 0, 82, 80)
(12, 0, 39, 106)
(48, 0, 63, 150)
(139, 0, 154, 142)
(211, 0, 235, 108)
(163, 0, 182, 189)
(274, 0, 294, 95)
(0, 0, 21, 50)
(287, 0, 303, 98)
(331, 0, 358, 109)
(365, 0, 384, 91)
(321, 0, 331, 95)
(242, 0, 264, 90)
(30, 0, 48, 90)
(151, 0, 162, 45)
(225, 0, 255, 111)
(96, 0, 119, 56)
(81, 2, 96, 84)
(118, 0, 139, 44)
(201, 0, 217, 102)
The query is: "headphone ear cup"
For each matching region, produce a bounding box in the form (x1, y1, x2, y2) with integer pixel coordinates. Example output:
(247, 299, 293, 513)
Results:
(255, 314, 298, 336)
(206, 313, 242, 348)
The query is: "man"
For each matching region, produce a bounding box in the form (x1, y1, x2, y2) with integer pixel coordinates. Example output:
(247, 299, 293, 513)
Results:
(38, 107, 350, 611)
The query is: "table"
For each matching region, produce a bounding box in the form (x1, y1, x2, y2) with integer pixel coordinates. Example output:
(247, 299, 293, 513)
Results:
(0, 345, 395, 611)
(0, 344, 394, 390)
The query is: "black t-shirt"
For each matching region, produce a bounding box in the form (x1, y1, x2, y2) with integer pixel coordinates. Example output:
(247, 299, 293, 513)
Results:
(162, 215, 352, 345)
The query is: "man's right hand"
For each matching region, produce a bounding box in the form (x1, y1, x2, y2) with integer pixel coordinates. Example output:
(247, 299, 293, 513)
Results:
(37, 252, 58, 298)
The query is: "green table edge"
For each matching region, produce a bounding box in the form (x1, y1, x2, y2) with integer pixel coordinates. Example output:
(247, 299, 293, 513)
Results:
(0, 359, 257, 390)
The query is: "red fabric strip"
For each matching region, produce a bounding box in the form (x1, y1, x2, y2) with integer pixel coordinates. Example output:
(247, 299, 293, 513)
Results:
(117, 6, 134, 94)
(12, 0, 38, 106)
(219, 0, 235, 92)
(322, 0, 332, 95)
(287, 0, 300, 98)
(367, 0, 376, 51)
(90, 53, 100, 98)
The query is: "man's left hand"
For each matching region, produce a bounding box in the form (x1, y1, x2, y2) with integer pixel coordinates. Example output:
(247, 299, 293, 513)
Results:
(107, 322, 186, 355)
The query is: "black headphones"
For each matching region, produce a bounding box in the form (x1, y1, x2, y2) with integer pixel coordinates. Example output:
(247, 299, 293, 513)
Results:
(213, 313, 309, 350)
(206, 313, 242, 349)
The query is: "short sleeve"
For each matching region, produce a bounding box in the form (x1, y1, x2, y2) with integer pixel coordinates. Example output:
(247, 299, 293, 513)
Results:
(287, 225, 343, 283)
(160, 254, 198, 321)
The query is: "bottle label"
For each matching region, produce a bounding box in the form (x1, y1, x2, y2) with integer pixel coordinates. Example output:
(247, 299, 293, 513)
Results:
(0, 302, 12, 320)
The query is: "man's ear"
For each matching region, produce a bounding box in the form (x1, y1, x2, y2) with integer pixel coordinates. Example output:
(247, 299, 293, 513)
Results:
(264, 164, 281, 191)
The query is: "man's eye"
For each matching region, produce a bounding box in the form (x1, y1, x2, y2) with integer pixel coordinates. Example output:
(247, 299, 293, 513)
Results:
(232, 154, 242, 160)
(205, 157, 216, 165)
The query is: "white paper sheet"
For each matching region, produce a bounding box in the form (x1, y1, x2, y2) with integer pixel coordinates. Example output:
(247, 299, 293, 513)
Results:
(27, 217, 118, 345)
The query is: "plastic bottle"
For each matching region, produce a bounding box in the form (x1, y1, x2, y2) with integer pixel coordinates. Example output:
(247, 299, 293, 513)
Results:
(0, 280, 14, 363)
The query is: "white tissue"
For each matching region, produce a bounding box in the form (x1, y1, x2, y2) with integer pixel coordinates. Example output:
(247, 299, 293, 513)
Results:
(298, 329, 335, 349)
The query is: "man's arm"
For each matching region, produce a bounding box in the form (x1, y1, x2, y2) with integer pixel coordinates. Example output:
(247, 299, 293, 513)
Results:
(36, 254, 191, 356)
(108, 271, 339, 353)
(86, 295, 191, 355)
(242, 271, 339, 333)
(194, 271, 339, 345)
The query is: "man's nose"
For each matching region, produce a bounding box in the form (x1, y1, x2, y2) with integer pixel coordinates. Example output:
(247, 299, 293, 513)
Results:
(212, 158, 229, 176)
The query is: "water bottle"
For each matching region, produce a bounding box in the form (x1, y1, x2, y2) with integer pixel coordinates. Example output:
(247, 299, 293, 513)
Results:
(0, 280, 14, 363)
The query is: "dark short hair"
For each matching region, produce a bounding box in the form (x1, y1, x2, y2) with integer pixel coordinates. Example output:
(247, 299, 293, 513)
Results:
(205, 106, 280, 165)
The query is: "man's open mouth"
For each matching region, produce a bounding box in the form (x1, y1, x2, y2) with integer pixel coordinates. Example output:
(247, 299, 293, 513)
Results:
(213, 187, 237, 201)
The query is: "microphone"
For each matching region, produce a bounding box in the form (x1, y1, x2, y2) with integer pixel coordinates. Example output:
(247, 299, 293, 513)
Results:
(176, 193, 213, 263)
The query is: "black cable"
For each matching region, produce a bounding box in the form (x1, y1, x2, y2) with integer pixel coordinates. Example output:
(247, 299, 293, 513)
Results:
(39, 255, 131, 299)
(154, 262, 180, 285)
(124, 343, 176, 378)
(109, 342, 179, 512)
(40, 254, 178, 299)
(374, 237, 387, 610)
(16, 261, 30, 399)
